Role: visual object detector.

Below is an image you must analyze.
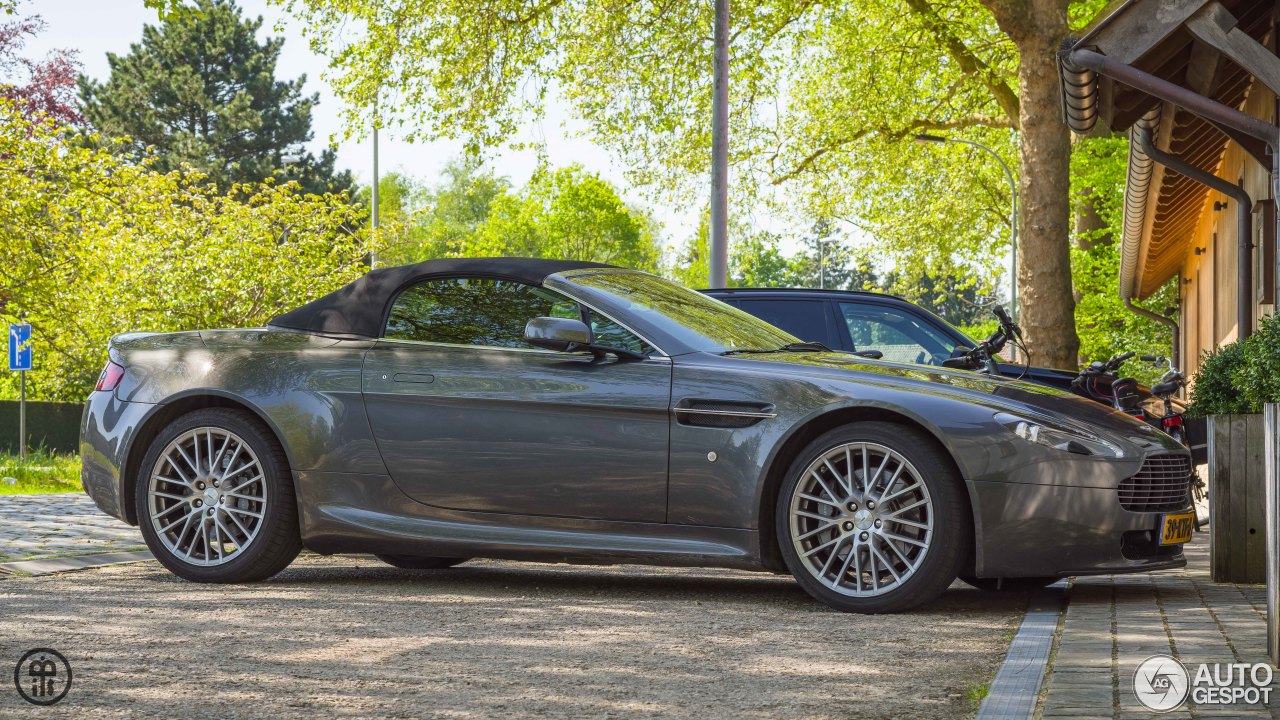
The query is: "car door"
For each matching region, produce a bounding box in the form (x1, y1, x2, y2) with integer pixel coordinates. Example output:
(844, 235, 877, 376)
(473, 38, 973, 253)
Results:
(837, 302, 958, 366)
(361, 276, 672, 523)
(732, 298, 839, 348)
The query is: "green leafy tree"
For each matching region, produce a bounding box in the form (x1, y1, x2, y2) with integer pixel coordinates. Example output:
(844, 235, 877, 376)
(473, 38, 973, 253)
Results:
(277, 0, 1124, 368)
(373, 161, 662, 271)
(373, 160, 514, 265)
(471, 165, 663, 271)
(883, 268, 999, 329)
(1069, 135, 1178, 376)
(0, 99, 379, 402)
(781, 223, 882, 291)
(670, 216, 879, 291)
(418, 160, 513, 262)
(731, 232, 791, 288)
(80, 0, 351, 196)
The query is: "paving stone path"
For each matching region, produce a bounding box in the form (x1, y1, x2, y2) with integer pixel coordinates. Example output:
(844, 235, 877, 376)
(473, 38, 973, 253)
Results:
(0, 493, 143, 563)
(1039, 535, 1276, 719)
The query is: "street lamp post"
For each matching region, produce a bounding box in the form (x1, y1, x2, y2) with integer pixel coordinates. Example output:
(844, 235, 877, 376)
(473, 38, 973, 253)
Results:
(371, 106, 380, 269)
(914, 133, 1019, 337)
(708, 0, 730, 289)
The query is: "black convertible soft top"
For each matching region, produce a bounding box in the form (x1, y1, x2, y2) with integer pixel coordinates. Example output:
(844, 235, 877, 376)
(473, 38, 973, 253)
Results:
(268, 257, 617, 339)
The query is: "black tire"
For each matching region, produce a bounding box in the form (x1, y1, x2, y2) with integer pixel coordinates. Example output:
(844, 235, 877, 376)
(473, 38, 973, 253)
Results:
(959, 575, 1057, 592)
(135, 408, 301, 583)
(375, 555, 468, 570)
(775, 422, 971, 614)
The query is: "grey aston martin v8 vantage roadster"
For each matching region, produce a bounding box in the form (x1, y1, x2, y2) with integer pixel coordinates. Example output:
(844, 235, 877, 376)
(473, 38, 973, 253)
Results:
(81, 258, 1196, 613)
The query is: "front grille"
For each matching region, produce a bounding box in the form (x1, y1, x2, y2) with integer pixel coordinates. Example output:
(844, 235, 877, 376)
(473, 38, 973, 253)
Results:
(1118, 454, 1192, 513)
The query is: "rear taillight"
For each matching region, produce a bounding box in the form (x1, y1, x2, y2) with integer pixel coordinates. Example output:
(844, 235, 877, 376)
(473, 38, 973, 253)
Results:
(1163, 415, 1183, 430)
(95, 361, 125, 392)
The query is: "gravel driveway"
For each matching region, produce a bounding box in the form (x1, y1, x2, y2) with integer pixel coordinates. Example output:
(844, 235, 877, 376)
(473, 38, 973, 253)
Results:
(0, 555, 1023, 719)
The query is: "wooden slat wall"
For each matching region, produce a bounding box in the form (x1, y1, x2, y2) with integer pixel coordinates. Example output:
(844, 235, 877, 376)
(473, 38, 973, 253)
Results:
(1210, 414, 1268, 583)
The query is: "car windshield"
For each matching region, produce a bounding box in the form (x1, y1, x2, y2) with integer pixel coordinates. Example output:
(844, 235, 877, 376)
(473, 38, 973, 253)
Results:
(561, 269, 799, 352)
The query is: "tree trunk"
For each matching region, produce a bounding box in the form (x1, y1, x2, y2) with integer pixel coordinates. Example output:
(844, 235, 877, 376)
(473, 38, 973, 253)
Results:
(1073, 188, 1111, 252)
(987, 0, 1080, 369)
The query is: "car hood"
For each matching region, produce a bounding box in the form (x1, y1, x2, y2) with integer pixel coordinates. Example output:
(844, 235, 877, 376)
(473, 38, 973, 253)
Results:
(726, 351, 1178, 448)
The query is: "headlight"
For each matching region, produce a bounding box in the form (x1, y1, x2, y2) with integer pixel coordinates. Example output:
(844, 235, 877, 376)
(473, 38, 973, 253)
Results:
(993, 412, 1125, 458)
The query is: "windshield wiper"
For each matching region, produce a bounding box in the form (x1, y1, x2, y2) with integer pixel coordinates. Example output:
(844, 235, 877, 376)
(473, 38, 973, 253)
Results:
(780, 341, 831, 352)
(720, 341, 832, 356)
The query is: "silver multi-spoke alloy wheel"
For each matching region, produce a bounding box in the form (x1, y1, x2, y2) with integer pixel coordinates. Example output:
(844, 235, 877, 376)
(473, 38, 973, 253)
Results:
(788, 441, 933, 597)
(147, 427, 267, 566)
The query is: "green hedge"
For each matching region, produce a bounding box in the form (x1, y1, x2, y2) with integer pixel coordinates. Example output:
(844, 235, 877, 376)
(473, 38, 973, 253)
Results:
(1188, 313, 1280, 417)
(0, 400, 82, 454)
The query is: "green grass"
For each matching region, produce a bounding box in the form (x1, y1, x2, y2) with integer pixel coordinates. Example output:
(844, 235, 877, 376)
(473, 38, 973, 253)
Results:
(965, 680, 990, 710)
(0, 449, 82, 495)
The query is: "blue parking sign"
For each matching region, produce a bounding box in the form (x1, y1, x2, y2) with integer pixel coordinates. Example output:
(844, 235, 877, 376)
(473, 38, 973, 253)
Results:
(8, 323, 32, 371)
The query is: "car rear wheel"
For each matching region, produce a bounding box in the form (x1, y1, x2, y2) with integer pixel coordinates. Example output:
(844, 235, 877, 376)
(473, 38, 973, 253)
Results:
(135, 408, 301, 583)
(959, 576, 1058, 592)
(375, 555, 468, 570)
(776, 422, 970, 614)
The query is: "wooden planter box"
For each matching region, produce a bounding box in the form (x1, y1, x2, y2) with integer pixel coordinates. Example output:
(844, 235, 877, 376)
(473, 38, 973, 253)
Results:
(1209, 413, 1268, 583)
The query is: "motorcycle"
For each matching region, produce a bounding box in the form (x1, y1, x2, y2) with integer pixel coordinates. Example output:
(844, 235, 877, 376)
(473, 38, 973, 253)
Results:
(941, 304, 1025, 376)
(1141, 355, 1188, 443)
(1069, 351, 1145, 418)
(1138, 355, 1207, 528)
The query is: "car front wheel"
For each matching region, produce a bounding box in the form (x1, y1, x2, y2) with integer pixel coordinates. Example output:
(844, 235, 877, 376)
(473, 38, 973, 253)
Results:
(135, 408, 301, 583)
(776, 422, 970, 614)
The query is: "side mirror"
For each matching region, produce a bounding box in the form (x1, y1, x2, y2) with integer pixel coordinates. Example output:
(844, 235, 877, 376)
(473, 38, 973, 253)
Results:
(524, 317, 591, 352)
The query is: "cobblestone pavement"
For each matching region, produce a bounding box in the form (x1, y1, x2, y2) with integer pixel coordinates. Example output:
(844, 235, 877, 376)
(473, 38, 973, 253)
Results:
(1039, 535, 1276, 719)
(0, 494, 143, 563)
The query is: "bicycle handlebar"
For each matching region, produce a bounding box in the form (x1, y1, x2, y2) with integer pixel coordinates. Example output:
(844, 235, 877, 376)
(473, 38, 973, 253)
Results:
(1107, 351, 1135, 370)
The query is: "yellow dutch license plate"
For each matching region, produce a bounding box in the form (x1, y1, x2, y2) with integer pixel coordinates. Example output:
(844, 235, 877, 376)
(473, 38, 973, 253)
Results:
(1159, 512, 1196, 545)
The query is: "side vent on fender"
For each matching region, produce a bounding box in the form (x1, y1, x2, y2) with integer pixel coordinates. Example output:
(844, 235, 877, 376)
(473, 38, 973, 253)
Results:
(673, 399, 777, 429)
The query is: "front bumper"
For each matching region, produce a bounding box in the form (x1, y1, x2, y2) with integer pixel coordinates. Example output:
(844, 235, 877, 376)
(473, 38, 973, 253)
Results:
(80, 390, 155, 524)
(971, 479, 1189, 578)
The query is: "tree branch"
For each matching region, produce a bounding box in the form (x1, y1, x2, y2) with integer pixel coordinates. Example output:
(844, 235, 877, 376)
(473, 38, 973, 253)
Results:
(901, 0, 1020, 126)
(770, 114, 1015, 185)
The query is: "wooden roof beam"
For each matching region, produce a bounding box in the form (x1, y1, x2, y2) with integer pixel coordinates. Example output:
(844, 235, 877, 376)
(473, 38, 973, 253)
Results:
(1186, 2, 1280, 96)
(1081, 0, 1210, 65)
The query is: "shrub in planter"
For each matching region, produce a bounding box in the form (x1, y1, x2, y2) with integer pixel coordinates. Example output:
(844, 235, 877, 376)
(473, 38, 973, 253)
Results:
(1235, 313, 1280, 413)
(1187, 341, 1251, 417)
(1187, 314, 1280, 417)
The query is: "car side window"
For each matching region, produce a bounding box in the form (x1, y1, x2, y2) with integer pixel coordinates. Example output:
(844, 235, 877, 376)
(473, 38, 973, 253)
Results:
(585, 310, 652, 355)
(838, 303, 955, 365)
(734, 299, 833, 347)
(384, 276, 652, 354)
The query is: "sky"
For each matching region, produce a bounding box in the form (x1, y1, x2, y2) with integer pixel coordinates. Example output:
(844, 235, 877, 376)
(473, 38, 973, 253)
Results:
(21, 0, 703, 249)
